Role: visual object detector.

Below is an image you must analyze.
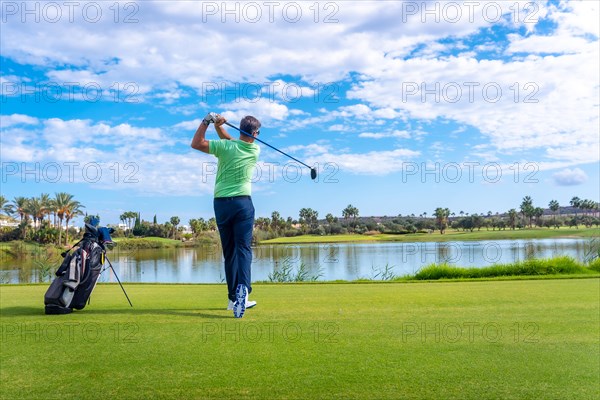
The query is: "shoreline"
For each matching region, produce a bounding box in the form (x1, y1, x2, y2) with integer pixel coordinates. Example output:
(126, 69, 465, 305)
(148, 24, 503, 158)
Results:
(258, 227, 599, 245)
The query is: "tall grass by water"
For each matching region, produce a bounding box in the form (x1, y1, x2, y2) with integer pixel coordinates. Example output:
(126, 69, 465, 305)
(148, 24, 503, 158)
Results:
(412, 256, 599, 280)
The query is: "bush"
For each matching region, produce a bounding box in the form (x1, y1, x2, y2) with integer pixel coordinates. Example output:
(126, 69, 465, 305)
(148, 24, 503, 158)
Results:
(0, 227, 22, 242)
(283, 229, 301, 237)
(412, 256, 591, 280)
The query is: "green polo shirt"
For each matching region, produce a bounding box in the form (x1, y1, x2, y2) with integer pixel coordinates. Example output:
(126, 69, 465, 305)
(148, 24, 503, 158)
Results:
(209, 139, 260, 198)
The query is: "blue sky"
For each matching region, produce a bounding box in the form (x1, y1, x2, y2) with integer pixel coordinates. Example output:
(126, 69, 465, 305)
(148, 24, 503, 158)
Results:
(1, 0, 598, 226)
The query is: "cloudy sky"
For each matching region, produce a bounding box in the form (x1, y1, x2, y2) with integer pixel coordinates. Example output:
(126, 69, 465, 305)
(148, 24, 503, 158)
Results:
(1, 0, 598, 224)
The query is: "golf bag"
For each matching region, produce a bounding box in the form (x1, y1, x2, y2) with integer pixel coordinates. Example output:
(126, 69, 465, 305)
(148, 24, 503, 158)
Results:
(44, 222, 115, 315)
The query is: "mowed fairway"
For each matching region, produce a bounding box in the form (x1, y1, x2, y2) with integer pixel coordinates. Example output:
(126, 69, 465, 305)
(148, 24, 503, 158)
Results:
(1, 279, 599, 399)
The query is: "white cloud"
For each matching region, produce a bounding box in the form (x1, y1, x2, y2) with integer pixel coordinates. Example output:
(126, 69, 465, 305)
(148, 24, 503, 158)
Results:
(173, 119, 202, 131)
(0, 114, 39, 127)
(328, 124, 348, 132)
(552, 168, 588, 186)
(287, 144, 421, 176)
(359, 130, 410, 139)
(348, 48, 599, 164)
(0, 115, 215, 196)
(507, 33, 594, 54)
(220, 99, 291, 124)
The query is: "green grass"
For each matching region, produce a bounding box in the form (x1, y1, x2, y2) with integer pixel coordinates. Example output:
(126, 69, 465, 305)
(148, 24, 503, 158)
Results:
(112, 236, 183, 249)
(410, 256, 599, 280)
(260, 227, 599, 244)
(1, 279, 599, 399)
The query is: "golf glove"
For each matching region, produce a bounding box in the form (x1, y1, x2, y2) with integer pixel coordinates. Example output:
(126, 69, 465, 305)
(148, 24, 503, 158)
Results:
(203, 112, 219, 126)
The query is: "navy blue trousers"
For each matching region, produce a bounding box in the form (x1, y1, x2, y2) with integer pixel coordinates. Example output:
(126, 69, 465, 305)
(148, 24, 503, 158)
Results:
(214, 196, 254, 301)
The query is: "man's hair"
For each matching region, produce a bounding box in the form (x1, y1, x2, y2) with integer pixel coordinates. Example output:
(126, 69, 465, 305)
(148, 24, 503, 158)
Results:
(240, 115, 261, 135)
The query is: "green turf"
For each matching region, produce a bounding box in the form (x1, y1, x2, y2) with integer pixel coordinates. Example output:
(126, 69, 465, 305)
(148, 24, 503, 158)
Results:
(260, 227, 599, 244)
(1, 279, 599, 399)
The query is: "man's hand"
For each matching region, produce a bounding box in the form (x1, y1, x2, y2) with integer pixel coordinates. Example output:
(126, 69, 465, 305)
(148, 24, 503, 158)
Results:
(214, 115, 227, 127)
(202, 112, 220, 126)
(214, 115, 232, 140)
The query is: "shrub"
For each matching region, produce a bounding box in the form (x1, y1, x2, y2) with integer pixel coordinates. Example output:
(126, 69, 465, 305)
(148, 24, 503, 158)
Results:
(412, 256, 590, 280)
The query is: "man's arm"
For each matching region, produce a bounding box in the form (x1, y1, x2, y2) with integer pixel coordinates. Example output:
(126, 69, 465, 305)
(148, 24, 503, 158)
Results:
(191, 122, 210, 153)
(214, 116, 232, 140)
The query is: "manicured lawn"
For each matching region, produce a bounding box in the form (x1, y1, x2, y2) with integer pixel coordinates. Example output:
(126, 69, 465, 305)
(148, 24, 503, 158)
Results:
(1, 279, 599, 399)
(261, 227, 599, 244)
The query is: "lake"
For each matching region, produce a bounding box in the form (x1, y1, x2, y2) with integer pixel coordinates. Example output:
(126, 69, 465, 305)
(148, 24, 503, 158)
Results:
(0, 238, 594, 284)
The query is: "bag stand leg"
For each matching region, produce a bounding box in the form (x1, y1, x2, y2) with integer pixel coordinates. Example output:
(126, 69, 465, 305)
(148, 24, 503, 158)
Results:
(104, 255, 133, 307)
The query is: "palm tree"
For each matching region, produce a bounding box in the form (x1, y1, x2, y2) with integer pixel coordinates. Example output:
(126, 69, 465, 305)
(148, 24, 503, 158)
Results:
(24, 197, 45, 230)
(534, 207, 544, 227)
(342, 204, 359, 221)
(54, 192, 75, 245)
(208, 217, 217, 231)
(120, 211, 137, 232)
(325, 213, 335, 225)
(0, 195, 14, 216)
(11, 197, 28, 223)
(549, 200, 560, 226)
(271, 211, 282, 231)
(570, 196, 581, 216)
(170, 216, 180, 239)
(434, 208, 451, 234)
(64, 200, 84, 245)
(38, 193, 53, 226)
(580, 199, 595, 217)
(520, 196, 534, 227)
(507, 209, 518, 230)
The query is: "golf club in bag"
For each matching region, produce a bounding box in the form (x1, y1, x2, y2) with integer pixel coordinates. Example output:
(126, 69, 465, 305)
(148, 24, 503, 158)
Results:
(44, 219, 132, 314)
(222, 121, 318, 180)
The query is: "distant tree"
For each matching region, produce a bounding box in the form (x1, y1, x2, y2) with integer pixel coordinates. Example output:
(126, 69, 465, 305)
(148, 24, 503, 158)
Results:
(534, 207, 544, 227)
(520, 196, 535, 227)
(342, 204, 359, 221)
(271, 211, 282, 231)
(0, 195, 14, 216)
(325, 213, 335, 225)
(549, 200, 560, 226)
(208, 217, 217, 231)
(507, 209, 518, 230)
(63, 200, 84, 244)
(169, 216, 180, 238)
(570, 196, 581, 216)
(434, 207, 451, 234)
(299, 208, 319, 231)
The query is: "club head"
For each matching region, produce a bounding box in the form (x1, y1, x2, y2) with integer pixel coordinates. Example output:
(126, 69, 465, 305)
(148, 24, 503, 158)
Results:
(310, 168, 317, 180)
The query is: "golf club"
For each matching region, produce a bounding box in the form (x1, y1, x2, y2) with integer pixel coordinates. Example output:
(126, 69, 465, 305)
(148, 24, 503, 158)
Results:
(222, 121, 318, 180)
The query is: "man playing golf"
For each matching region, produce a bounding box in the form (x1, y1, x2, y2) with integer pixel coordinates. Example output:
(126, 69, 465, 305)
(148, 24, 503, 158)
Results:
(191, 113, 260, 318)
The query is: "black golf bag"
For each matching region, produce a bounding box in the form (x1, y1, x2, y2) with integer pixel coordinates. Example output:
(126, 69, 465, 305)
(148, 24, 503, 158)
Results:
(44, 223, 115, 315)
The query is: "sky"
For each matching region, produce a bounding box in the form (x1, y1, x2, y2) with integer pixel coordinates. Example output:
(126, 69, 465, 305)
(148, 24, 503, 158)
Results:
(1, 0, 599, 226)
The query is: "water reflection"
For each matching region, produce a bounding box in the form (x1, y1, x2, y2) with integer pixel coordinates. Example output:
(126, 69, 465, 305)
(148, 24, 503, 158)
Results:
(1, 238, 595, 283)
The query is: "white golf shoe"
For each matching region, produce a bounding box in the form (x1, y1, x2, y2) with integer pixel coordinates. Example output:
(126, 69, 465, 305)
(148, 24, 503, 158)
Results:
(228, 300, 257, 310)
(227, 291, 256, 313)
